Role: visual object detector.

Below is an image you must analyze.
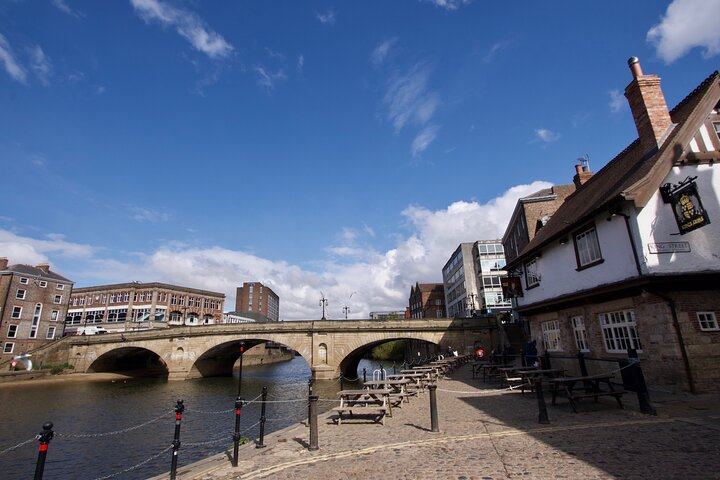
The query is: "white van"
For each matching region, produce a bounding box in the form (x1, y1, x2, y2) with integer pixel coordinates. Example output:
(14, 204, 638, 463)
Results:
(75, 326, 108, 335)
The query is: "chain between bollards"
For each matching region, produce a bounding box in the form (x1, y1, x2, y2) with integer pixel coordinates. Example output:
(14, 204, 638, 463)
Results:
(169, 399, 184, 480)
(428, 384, 439, 433)
(231, 397, 245, 467)
(308, 395, 319, 451)
(34, 422, 54, 480)
(257, 387, 268, 448)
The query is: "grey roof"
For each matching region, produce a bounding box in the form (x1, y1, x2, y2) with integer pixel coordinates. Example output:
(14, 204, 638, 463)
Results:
(4, 264, 73, 283)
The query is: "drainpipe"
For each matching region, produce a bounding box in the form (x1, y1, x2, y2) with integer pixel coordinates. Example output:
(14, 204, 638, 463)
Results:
(648, 291, 695, 394)
(611, 212, 643, 276)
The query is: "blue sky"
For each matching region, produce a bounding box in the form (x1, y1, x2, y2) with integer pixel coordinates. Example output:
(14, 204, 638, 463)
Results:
(1, 0, 719, 319)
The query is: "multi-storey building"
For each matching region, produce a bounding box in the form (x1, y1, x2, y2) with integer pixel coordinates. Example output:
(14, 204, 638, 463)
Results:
(0, 258, 73, 357)
(443, 241, 509, 318)
(408, 282, 446, 319)
(235, 282, 279, 322)
(505, 58, 720, 392)
(473, 240, 511, 314)
(66, 282, 224, 331)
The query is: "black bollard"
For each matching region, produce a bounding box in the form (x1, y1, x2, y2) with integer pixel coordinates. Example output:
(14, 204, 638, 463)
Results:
(363, 368, 367, 383)
(169, 400, 184, 480)
(577, 351, 588, 377)
(257, 387, 268, 448)
(308, 395, 319, 451)
(340, 375, 344, 391)
(231, 397, 245, 467)
(428, 384, 439, 433)
(33, 422, 54, 480)
(393, 363, 397, 375)
(307, 378, 313, 426)
(535, 378, 550, 424)
(628, 348, 657, 415)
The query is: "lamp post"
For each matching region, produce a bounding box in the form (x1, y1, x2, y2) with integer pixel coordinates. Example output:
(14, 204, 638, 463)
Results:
(319, 293, 328, 320)
(342, 306, 349, 320)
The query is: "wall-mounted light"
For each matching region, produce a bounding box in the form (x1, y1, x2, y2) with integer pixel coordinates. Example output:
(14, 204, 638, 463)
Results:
(559, 237, 568, 245)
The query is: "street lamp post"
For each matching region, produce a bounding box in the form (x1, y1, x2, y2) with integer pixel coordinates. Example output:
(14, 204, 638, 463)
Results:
(319, 293, 328, 320)
(342, 306, 349, 320)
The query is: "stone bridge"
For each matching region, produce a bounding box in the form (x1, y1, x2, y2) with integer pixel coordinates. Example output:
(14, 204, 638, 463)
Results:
(39, 317, 497, 380)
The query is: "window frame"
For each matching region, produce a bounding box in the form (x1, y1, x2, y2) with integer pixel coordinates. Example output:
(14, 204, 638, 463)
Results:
(54, 295, 63, 304)
(571, 315, 590, 352)
(11, 306, 22, 319)
(19, 277, 29, 285)
(7, 324, 18, 338)
(524, 258, 541, 288)
(541, 320, 562, 352)
(3, 342, 14, 354)
(56, 284, 65, 290)
(598, 309, 642, 353)
(573, 223, 604, 270)
(39, 281, 47, 288)
(698, 311, 719, 331)
(16, 289, 26, 299)
(46, 326, 56, 339)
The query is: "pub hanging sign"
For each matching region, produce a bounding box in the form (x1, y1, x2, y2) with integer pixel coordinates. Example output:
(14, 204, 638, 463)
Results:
(660, 176, 711, 235)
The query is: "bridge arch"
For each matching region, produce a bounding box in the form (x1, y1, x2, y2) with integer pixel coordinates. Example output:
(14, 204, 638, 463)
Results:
(87, 346, 168, 377)
(337, 335, 440, 379)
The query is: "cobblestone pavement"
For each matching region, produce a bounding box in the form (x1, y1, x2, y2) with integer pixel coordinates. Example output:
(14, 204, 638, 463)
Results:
(175, 363, 720, 480)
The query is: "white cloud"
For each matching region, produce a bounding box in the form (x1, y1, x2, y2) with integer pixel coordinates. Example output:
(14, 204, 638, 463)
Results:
(609, 89, 625, 113)
(535, 128, 560, 143)
(371, 38, 397, 67)
(316, 10, 336, 25)
(482, 40, 510, 63)
(0, 230, 94, 264)
(0, 33, 27, 84)
(411, 125, 440, 157)
(0, 181, 550, 319)
(384, 63, 439, 132)
(422, 0, 472, 10)
(130, 0, 233, 59)
(647, 0, 720, 64)
(297, 54, 304, 72)
(51, 0, 83, 18)
(130, 207, 170, 223)
(254, 66, 287, 92)
(29, 46, 52, 86)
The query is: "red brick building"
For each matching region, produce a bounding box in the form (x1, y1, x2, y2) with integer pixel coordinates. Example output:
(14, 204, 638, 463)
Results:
(0, 258, 73, 358)
(408, 282, 446, 319)
(235, 282, 279, 322)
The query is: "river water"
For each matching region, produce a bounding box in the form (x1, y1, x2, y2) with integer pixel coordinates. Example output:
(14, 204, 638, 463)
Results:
(0, 357, 399, 479)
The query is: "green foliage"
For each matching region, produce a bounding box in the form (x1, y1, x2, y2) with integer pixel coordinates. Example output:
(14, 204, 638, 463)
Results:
(42, 363, 75, 375)
(369, 340, 406, 361)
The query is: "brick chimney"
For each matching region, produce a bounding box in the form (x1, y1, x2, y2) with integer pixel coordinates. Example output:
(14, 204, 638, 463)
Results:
(624, 57, 673, 155)
(36, 263, 50, 274)
(0, 257, 8, 270)
(573, 163, 594, 189)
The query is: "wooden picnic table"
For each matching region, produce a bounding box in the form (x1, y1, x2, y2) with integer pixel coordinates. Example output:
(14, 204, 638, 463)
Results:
(389, 372, 433, 392)
(363, 378, 414, 404)
(477, 363, 515, 382)
(514, 368, 566, 393)
(548, 373, 625, 412)
(333, 389, 391, 425)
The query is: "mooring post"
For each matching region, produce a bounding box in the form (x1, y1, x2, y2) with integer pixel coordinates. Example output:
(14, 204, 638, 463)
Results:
(429, 384, 439, 433)
(33, 422, 54, 480)
(535, 378, 550, 424)
(628, 348, 657, 415)
(169, 400, 184, 480)
(257, 387, 268, 448)
(308, 395, 319, 451)
(231, 397, 245, 467)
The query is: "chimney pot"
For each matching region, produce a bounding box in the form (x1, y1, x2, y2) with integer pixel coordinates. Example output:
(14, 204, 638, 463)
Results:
(628, 56, 643, 78)
(0, 257, 8, 270)
(36, 263, 50, 274)
(575, 164, 582, 174)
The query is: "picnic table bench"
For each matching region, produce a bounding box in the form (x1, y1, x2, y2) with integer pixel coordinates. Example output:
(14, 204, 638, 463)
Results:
(363, 379, 415, 404)
(548, 373, 625, 412)
(333, 389, 390, 425)
(514, 368, 566, 393)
